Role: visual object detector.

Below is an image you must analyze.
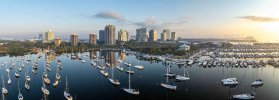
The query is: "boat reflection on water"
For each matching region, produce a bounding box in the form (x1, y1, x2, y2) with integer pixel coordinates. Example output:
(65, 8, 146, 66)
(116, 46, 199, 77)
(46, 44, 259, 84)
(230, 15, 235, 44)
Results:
(0, 49, 278, 100)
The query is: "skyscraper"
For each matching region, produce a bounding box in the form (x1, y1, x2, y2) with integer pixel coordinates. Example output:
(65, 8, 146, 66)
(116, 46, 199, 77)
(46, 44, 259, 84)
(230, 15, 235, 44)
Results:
(118, 29, 129, 42)
(148, 29, 158, 42)
(38, 33, 44, 40)
(136, 28, 148, 42)
(45, 30, 55, 42)
(171, 32, 176, 41)
(70, 33, 78, 47)
(89, 33, 97, 45)
(161, 32, 167, 42)
(163, 29, 170, 40)
(99, 30, 105, 43)
(104, 25, 116, 45)
(54, 38, 62, 47)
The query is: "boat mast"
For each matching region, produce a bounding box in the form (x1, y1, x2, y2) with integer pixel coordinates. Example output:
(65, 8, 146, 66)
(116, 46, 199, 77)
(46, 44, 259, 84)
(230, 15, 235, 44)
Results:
(66, 77, 69, 92)
(183, 66, 186, 77)
(18, 82, 21, 94)
(2, 75, 5, 88)
(112, 65, 114, 79)
(128, 67, 131, 89)
(186, 67, 190, 77)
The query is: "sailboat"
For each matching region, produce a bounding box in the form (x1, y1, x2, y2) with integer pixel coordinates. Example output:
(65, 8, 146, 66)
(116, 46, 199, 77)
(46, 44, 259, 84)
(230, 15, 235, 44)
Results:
(122, 69, 139, 95)
(7, 71, 11, 85)
(126, 66, 134, 74)
(97, 65, 106, 70)
(2, 75, 8, 95)
(42, 75, 50, 95)
(81, 59, 86, 63)
(117, 59, 123, 63)
(5, 62, 9, 73)
(97, 58, 106, 70)
(18, 82, 24, 100)
(24, 69, 30, 90)
(176, 66, 190, 81)
(100, 70, 109, 77)
(64, 77, 73, 100)
(251, 79, 263, 86)
(232, 91, 256, 99)
(134, 61, 144, 70)
(161, 64, 177, 90)
(108, 66, 120, 85)
(53, 79, 59, 87)
(24, 80, 30, 90)
(91, 61, 96, 66)
(251, 68, 263, 87)
(165, 64, 175, 77)
(18, 62, 22, 72)
(124, 59, 131, 67)
(221, 67, 238, 85)
(116, 64, 124, 71)
(15, 70, 20, 78)
(26, 65, 31, 82)
(55, 66, 61, 80)
(43, 57, 50, 85)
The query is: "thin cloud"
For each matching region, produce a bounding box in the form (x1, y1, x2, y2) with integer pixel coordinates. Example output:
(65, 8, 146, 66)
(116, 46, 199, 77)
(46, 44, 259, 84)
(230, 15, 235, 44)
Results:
(161, 17, 189, 28)
(94, 11, 126, 22)
(238, 16, 279, 22)
(133, 16, 160, 29)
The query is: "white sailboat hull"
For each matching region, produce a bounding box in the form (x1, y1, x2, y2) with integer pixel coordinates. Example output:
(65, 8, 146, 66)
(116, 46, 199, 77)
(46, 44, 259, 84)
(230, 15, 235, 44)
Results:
(176, 75, 190, 81)
(122, 88, 139, 95)
(134, 65, 144, 70)
(233, 94, 255, 99)
(2, 88, 8, 95)
(116, 66, 124, 71)
(64, 91, 73, 100)
(160, 83, 176, 90)
(42, 87, 50, 95)
(108, 78, 120, 85)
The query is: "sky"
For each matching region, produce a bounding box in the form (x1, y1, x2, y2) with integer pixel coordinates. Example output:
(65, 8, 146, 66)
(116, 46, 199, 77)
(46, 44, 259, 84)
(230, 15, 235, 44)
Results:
(0, 0, 278, 42)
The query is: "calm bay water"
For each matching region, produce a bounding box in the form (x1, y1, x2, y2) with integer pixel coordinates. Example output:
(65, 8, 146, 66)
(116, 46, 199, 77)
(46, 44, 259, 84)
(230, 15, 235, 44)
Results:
(0, 50, 279, 100)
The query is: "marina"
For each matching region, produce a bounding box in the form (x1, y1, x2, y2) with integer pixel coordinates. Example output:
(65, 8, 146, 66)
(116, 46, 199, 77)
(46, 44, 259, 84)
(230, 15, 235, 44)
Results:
(0, 48, 278, 99)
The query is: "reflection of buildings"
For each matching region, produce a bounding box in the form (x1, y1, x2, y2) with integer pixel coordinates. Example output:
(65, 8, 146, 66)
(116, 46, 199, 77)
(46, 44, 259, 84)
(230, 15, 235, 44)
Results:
(54, 38, 62, 47)
(46, 52, 56, 63)
(90, 50, 97, 59)
(100, 50, 116, 67)
(119, 52, 126, 61)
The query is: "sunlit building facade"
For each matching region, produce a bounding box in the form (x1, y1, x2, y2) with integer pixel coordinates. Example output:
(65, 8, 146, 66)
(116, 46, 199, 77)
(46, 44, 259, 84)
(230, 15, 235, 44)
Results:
(89, 33, 97, 45)
(104, 25, 116, 45)
(45, 30, 55, 42)
(118, 29, 129, 42)
(148, 29, 158, 42)
(70, 33, 78, 47)
(54, 38, 62, 47)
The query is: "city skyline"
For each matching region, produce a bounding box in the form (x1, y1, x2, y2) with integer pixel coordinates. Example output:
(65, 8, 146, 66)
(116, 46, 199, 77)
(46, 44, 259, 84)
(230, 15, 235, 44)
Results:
(0, 0, 279, 42)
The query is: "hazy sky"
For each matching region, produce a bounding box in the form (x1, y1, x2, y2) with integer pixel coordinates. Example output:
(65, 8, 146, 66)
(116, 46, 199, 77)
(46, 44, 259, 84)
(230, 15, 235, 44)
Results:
(0, 0, 278, 42)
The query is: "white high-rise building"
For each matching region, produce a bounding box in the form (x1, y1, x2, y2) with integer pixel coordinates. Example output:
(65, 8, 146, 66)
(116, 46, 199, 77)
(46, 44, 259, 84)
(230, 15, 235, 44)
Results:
(171, 32, 176, 41)
(104, 24, 116, 45)
(148, 29, 158, 42)
(161, 32, 167, 42)
(118, 29, 129, 42)
(45, 30, 55, 42)
(136, 28, 148, 42)
(163, 29, 170, 40)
